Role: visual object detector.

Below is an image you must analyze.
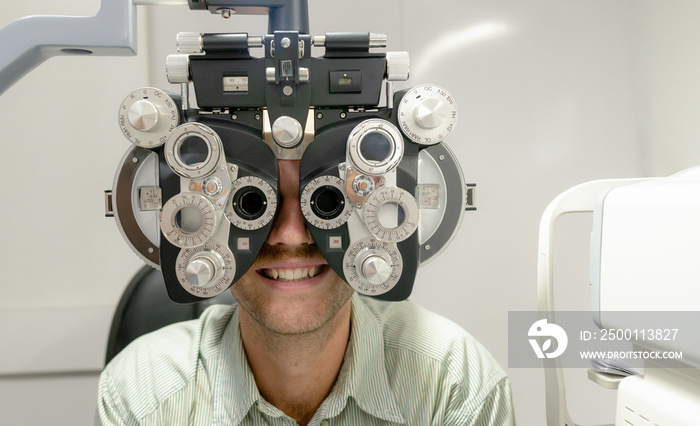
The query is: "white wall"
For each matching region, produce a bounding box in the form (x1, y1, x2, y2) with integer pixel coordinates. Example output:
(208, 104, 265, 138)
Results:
(1, 1, 698, 425)
(0, 1, 149, 424)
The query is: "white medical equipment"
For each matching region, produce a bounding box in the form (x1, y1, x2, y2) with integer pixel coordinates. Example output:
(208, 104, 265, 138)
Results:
(538, 167, 700, 425)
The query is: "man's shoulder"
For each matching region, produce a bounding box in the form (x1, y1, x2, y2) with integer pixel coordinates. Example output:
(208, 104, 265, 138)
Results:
(357, 295, 486, 356)
(355, 295, 508, 402)
(107, 302, 235, 367)
(99, 303, 236, 417)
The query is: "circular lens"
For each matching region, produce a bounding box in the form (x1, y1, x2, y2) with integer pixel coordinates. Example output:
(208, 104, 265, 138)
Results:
(377, 202, 406, 229)
(165, 123, 222, 179)
(311, 185, 344, 219)
(359, 131, 394, 165)
(347, 120, 404, 176)
(175, 205, 203, 234)
(233, 187, 267, 220)
(177, 135, 210, 167)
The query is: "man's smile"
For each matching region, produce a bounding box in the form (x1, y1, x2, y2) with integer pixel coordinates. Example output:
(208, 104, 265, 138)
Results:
(260, 265, 326, 281)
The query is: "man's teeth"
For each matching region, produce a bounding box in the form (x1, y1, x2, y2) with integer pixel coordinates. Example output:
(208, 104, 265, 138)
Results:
(262, 266, 323, 281)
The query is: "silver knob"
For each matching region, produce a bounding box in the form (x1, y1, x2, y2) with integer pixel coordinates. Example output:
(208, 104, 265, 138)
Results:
(185, 250, 225, 288)
(369, 33, 388, 48)
(396, 84, 457, 145)
(186, 258, 215, 287)
(414, 97, 447, 130)
(166, 54, 190, 84)
(128, 100, 159, 131)
(118, 87, 180, 148)
(272, 116, 303, 148)
(177, 32, 203, 54)
(360, 254, 392, 285)
(352, 174, 375, 197)
(386, 51, 410, 81)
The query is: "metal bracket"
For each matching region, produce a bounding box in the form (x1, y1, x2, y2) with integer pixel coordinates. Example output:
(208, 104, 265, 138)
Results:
(0, 0, 312, 95)
(187, 0, 309, 33)
(0, 0, 138, 95)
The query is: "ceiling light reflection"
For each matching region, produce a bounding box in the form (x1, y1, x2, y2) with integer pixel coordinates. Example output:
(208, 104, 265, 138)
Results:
(412, 22, 511, 79)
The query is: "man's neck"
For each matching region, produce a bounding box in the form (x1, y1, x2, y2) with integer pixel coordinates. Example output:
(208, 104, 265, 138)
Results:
(238, 300, 352, 426)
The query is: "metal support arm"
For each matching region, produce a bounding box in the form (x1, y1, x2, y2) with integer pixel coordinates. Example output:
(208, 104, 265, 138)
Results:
(187, 0, 309, 33)
(0, 0, 311, 96)
(0, 0, 138, 96)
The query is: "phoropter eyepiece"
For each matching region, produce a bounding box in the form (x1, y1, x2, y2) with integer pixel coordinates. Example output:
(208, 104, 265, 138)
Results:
(310, 185, 346, 220)
(232, 186, 268, 221)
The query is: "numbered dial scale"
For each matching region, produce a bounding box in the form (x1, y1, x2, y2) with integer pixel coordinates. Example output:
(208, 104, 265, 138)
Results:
(343, 237, 403, 295)
(300, 176, 354, 229)
(398, 84, 457, 145)
(363, 187, 419, 243)
(119, 87, 179, 148)
(160, 192, 218, 248)
(224, 176, 278, 230)
(175, 242, 235, 298)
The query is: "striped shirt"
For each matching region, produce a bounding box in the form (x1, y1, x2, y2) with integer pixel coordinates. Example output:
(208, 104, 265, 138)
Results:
(97, 294, 514, 425)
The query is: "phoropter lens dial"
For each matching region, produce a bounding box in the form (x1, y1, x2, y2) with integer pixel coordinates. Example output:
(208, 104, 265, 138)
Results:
(224, 176, 277, 230)
(175, 242, 235, 298)
(160, 192, 218, 248)
(397, 84, 457, 145)
(165, 123, 223, 179)
(347, 119, 404, 176)
(363, 187, 419, 243)
(311, 185, 345, 220)
(342, 237, 403, 295)
(118, 87, 179, 148)
(301, 176, 354, 229)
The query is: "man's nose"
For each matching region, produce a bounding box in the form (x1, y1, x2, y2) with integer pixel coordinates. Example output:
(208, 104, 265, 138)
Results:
(265, 160, 314, 247)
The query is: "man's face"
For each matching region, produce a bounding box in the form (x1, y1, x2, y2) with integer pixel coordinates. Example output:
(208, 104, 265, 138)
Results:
(230, 160, 355, 335)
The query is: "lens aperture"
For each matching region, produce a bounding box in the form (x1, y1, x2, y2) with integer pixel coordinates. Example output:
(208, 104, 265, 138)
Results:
(347, 119, 404, 176)
(233, 187, 267, 220)
(177, 135, 210, 167)
(311, 186, 344, 220)
(359, 131, 393, 165)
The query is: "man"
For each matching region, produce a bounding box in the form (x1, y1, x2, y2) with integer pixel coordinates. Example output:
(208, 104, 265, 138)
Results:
(97, 160, 515, 425)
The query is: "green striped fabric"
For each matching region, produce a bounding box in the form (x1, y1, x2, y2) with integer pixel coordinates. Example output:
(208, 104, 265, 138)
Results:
(97, 293, 514, 425)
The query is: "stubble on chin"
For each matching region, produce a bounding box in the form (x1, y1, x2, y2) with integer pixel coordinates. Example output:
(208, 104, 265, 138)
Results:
(231, 244, 355, 336)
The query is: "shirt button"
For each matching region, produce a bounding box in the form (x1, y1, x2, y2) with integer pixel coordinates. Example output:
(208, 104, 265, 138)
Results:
(321, 420, 329, 426)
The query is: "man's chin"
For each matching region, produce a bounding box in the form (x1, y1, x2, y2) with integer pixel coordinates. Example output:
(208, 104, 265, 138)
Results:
(231, 267, 355, 336)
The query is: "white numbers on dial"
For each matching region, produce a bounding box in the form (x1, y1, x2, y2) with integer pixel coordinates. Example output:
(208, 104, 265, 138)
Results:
(398, 84, 457, 145)
(118, 87, 179, 148)
(161, 193, 217, 248)
(343, 238, 402, 295)
(175, 242, 235, 298)
(363, 187, 419, 243)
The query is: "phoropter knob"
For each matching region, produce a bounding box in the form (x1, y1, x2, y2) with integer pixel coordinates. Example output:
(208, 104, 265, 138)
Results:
(397, 84, 457, 145)
(343, 238, 403, 296)
(128, 100, 159, 132)
(360, 254, 392, 285)
(386, 51, 410, 81)
(177, 32, 203, 54)
(272, 116, 304, 148)
(166, 54, 191, 84)
(414, 97, 447, 130)
(185, 250, 225, 288)
(118, 87, 180, 148)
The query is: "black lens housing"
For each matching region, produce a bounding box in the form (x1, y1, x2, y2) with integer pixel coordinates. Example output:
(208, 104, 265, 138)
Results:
(232, 186, 267, 220)
(311, 185, 345, 220)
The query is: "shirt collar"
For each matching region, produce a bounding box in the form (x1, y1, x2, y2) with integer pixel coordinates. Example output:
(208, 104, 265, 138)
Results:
(211, 295, 406, 425)
(210, 306, 261, 425)
(322, 294, 406, 424)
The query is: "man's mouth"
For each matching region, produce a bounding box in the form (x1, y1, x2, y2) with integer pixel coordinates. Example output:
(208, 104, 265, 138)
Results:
(260, 265, 325, 282)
